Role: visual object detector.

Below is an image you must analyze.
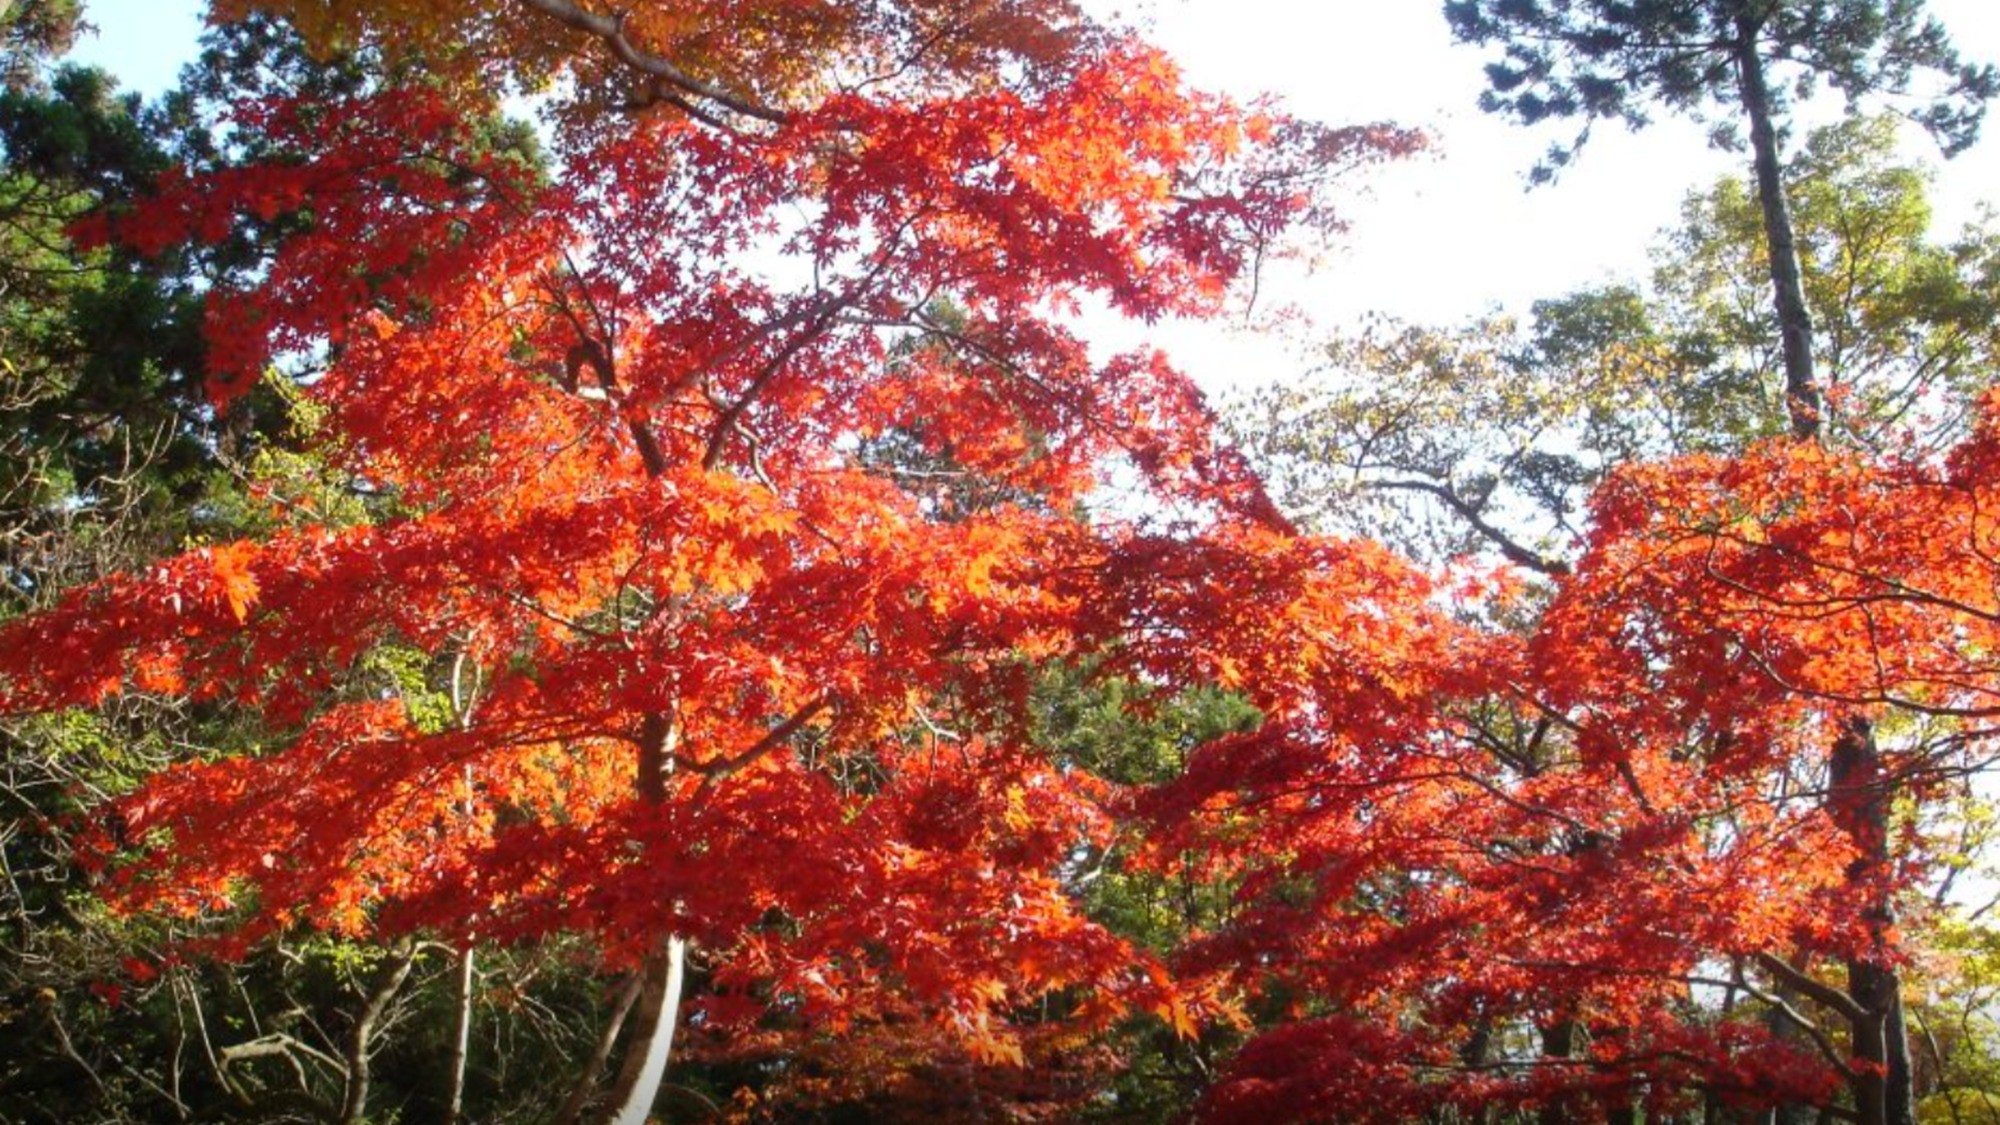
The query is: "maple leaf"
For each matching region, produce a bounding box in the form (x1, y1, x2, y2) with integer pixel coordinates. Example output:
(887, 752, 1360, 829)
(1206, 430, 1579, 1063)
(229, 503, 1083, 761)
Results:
(208, 543, 261, 623)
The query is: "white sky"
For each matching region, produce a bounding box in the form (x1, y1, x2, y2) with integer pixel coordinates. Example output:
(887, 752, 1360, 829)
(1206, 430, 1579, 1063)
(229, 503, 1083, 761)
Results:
(65, 0, 2000, 395)
(1108, 0, 2000, 392)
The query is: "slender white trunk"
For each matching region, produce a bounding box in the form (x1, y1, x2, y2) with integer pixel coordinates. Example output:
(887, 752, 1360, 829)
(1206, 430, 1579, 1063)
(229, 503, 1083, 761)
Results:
(446, 659, 482, 1125)
(590, 938, 686, 1125)
(337, 939, 418, 1125)
(443, 943, 475, 1125)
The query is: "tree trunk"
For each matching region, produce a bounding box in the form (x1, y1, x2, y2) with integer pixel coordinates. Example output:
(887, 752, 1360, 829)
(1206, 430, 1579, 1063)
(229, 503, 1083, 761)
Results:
(1539, 1021, 1579, 1125)
(1831, 718, 1915, 1125)
(337, 939, 418, 1125)
(1708, 974, 1736, 1125)
(1464, 1023, 1496, 1125)
(1730, 6, 1821, 441)
(443, 943, 475, 1125)
(1844, 959, 1919, 1125)
(585, 940, 688, 1125)
(445, 669, 482, 1125)
(573, 710, 687, 1125)
(1765, 973, 1817, 1125)
(1849, 997, 1890, 1125)
(1884, 994, 1915, 1125)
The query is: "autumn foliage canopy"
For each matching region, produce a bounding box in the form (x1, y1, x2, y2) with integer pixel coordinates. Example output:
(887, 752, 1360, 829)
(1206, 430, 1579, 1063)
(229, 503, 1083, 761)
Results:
(6, 1, 2000, 1122)
(5, 0, 1430, 1080)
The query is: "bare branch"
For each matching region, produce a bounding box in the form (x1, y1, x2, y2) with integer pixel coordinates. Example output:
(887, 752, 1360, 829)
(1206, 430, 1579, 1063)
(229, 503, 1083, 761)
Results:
(692, 696, 833, 799)
(1374, 477, 1571, 575)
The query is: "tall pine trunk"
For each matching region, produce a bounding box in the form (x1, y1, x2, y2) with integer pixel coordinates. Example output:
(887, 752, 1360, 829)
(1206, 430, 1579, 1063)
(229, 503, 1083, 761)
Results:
(1730, 5, 1821, 441)
(1730, 16, 1901, 1123)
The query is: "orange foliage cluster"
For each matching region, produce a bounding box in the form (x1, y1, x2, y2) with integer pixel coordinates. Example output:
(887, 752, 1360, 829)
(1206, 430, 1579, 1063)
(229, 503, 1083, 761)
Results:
(1, 1, 1416, 1082)
(1162, 398, 2000, 1120)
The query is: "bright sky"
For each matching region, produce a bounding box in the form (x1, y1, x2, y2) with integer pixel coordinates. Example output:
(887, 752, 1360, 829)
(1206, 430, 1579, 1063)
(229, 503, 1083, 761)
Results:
(1137, 0, 2000, 311)
(1112, 0, 2000, 390)
(63, 0, 2000, 393)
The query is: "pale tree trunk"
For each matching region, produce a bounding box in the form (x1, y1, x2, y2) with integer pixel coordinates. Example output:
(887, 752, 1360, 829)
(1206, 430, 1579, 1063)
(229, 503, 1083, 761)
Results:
(445, 660, 481, 1125)
(586, 940, 688, 1125)
(443, 943, 475, 1125)
(552, 975, 645, 1125)
(556, 336, 693, 1125)
(1730, 3, 1822, 441)
(337, 939, 418, 1125)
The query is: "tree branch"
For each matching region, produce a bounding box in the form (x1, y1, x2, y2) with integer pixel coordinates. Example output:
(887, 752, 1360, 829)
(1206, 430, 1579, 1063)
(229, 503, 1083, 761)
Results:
(517, 0, 786, 125)
(692, 696, 832, 798)
(337, 938, 419, 1125)
(1753, 951, 1867, 1022)
(219, 1033, 348, 1079)
(550, 973, 645, 1125)
(1373, 477, 1571, 575)
(1733, 963, 1859, 1078)
(42, 1001, 111, 1103)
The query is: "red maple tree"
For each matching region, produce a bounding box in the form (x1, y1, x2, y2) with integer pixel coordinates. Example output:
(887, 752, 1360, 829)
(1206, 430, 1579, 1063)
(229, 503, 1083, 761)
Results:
(0, 3, 1419, 1120)
(1161, 394, 2000, 1124)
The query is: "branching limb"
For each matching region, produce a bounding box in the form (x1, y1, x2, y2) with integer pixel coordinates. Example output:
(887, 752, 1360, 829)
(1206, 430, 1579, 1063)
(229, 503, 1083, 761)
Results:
(336, 938, 419, 1125)
(517, 0, 786, 125)
(1753, 952, 1867, 1023)
(1735, 960, 1860, 1078)
(692, 696, 833, 800)
(550, 973, 646, 1125)
(42, 1000, 111, 1102)
(1374, 477, 1571, 575)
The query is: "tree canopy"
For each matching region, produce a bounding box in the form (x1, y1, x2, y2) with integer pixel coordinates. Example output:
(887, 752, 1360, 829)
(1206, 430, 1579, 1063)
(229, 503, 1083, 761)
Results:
(4, 4, 2000, 1125)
